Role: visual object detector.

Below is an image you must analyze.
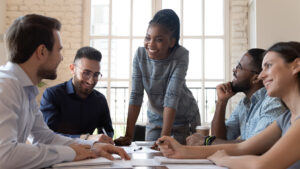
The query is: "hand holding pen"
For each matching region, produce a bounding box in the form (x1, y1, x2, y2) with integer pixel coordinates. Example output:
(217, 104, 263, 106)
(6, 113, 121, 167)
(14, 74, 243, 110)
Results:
(96, 128, 114, 144)
(157, 136, 186, 159)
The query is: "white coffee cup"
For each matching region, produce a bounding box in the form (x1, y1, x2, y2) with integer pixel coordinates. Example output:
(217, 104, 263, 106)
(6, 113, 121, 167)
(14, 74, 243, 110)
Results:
(196, 125, 210, 136)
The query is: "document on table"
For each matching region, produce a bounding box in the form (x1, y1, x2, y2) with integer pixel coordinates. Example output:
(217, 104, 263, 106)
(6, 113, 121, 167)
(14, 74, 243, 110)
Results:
(154, 156, 213, 164)
(52, 157, 112, 168)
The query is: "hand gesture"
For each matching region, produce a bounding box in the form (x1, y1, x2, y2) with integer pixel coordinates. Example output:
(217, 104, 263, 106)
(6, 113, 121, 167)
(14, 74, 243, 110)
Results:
(92, 143, 130, 160)
(157, 136, 186, 159)
(216, 82, 235, 102)
(69, 143, 97, 161)
(114, 136, 132, 146)
(186, 133, 206, 146)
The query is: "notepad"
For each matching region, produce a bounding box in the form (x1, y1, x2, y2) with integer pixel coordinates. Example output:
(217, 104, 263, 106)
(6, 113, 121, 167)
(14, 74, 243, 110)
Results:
(135, 141, 155, 146)
(52, 157, 112, 168)
(154, 156, 213, 164)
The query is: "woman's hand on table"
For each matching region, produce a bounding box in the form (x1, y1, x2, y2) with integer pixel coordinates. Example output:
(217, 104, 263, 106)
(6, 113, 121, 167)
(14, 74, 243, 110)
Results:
(157, 136, 187, 159)
(114, 136, 132, 146)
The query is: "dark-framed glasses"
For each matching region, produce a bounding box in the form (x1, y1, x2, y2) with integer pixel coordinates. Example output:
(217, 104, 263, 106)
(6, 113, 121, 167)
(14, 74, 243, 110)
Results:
(75, 66, 102, 81)
(235, 63, 259, 74)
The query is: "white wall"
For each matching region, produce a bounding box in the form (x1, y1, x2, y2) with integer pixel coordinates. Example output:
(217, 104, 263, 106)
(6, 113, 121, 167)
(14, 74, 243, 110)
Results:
(249, 0, 300, 49)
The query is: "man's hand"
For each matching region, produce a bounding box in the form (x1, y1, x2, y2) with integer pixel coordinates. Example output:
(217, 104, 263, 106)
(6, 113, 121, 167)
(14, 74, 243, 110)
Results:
(88, 134, 114, 144)
(114, 136, 132, 146)
(186, 133, 206, 146)
(92, 143, 131, 160)
(69, 143, 97, 161)
(216, 82, 235, 102)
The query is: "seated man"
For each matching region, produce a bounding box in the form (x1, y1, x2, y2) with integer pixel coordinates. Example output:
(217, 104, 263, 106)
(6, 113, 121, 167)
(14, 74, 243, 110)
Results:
(0, 14, 129, 169)
(40, 47, 114, 144)
(186, 48, 287, 145)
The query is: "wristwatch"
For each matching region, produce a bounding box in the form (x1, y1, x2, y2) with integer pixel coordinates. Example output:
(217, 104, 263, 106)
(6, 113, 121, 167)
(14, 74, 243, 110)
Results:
(203, 135, 216, 145)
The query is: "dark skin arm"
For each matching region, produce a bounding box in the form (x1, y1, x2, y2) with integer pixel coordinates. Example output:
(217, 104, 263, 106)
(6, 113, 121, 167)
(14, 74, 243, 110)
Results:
(211, 82, 235, 139)
(114, 105, 141, 146)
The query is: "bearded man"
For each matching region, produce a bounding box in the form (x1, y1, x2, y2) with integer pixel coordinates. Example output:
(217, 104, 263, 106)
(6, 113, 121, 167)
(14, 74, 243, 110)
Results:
(186, 48, 287, 145)
(40, 47, 114, 144)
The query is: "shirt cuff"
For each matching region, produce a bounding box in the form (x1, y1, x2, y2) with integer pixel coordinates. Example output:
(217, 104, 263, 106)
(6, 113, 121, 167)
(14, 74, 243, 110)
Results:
(57, 145, 76, 162)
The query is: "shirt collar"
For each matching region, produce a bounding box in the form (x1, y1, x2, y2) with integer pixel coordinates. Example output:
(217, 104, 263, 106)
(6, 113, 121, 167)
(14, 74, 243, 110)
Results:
(5, 62, 39, 97)
(242, 87, 267, 105)
(66, 78, 75, 94)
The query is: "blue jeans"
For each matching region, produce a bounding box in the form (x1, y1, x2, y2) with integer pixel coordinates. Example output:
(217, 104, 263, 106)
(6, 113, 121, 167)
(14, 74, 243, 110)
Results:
(145, 115, 200, 145)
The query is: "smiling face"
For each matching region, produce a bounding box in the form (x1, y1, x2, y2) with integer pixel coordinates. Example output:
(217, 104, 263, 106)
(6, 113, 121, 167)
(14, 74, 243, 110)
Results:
(258, 51, 295, 98)
(70, 57, 100, 99)
(144, 24, 176, 60)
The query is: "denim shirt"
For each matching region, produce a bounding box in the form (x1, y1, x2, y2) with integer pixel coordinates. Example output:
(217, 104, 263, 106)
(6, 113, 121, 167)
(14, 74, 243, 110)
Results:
(129, 46, 200, 127)
(226, 87, 287, 140)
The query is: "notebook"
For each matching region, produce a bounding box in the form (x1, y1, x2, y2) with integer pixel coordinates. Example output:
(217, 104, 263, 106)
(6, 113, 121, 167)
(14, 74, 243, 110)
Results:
(154, 156, 213, 164)
(52, 157, 112, 168)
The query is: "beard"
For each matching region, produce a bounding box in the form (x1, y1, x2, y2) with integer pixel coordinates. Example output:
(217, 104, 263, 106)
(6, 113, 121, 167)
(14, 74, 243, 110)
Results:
(231, 80, 251, 93)
(73, 75, 96, 97)
(37, 67, 57, 80)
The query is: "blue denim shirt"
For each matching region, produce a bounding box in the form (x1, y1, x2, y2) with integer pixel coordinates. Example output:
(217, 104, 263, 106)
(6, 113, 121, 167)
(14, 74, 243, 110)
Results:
(130, 46, 200, 127)
(226, 87, 287, 140)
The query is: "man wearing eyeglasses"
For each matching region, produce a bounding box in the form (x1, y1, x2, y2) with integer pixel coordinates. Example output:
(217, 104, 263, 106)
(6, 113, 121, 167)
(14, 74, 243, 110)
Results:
(40, 47, 114, 144)
(186, 48, 287, 146)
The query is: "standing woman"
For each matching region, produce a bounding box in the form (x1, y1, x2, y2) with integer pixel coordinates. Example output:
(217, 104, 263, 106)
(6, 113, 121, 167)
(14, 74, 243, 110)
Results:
(158, 42, 300, 169)
(115, 9, 200, 145)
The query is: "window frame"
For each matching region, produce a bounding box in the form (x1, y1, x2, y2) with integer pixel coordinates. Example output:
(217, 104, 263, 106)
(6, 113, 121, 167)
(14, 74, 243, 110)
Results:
(83, 0, 230, 124)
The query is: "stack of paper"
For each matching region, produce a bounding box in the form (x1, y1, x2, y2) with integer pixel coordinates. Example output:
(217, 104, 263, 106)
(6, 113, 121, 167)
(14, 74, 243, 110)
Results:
(52, 157, 112, 168)
(154, 156, 213, 164)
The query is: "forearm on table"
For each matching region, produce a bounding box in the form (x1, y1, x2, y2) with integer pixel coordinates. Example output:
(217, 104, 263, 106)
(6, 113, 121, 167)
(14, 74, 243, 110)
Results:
(211, 100, 228, 138)
(161, 107, 176, 136)
(184, 143, 241, 159)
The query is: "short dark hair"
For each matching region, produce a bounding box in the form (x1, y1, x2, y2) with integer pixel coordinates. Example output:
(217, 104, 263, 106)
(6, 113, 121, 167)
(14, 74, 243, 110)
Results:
(5, 14, 61, 63)
(247, 48, 266, 73)
(73, 46, 102, 63)
(149, 9, 180, 47)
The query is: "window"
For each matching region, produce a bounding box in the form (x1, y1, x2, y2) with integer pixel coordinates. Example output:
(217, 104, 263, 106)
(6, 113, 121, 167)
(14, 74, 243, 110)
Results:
(84, 0, 229, 138)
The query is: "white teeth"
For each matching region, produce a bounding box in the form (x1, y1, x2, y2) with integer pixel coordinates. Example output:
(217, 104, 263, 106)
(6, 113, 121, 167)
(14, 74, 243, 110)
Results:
(149, 49, 158, 52)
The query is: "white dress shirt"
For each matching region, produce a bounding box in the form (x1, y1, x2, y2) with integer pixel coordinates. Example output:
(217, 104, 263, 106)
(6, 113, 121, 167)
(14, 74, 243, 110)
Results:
(0, 62, 93, 169)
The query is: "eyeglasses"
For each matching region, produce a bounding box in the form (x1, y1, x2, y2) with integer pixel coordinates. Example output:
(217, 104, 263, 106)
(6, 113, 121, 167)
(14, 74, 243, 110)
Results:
(235, 63, 259, 74)
(75, 65, 102, 81)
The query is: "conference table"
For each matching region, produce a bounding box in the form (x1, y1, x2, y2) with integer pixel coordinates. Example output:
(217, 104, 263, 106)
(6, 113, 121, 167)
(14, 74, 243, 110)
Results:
(51, 142, 227, 169)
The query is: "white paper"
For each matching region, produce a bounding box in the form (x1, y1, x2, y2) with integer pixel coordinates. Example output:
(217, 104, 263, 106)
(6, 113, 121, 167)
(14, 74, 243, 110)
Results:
(52, 157, 112, 168)
(154, 156, 213, 164)
(134, 141, 155, 146)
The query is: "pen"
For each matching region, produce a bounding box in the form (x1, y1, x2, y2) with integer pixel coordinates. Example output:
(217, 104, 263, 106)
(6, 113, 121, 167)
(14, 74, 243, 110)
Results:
(102, 127, 108, 136)
(133, 147, 142, 151)
(158, 140, 164, 144)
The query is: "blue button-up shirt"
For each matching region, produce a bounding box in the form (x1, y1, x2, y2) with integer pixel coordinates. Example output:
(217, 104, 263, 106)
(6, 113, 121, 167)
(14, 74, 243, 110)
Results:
(226, 87, 287, 140)
(0, 62, 93, 169)
(40, 79, 114, 138)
